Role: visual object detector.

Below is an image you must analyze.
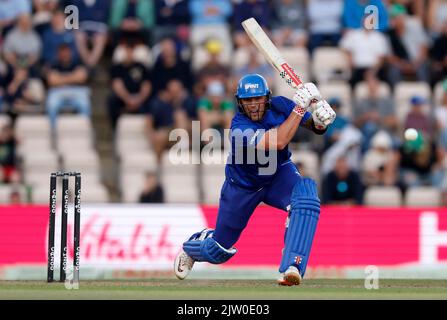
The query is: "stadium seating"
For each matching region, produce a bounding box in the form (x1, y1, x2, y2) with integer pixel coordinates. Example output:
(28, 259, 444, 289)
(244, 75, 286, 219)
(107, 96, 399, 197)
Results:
(115, 115, 152, 158)
(405, 186, 441, 207)
(11, 113, 110, 204)
(0, 114, 11, 128)
(434, 81, 445, 106)
(312, 47, 351, 83)
(319, 82, 353, 118)
(394, 82, 432, 123)
(119, 151, 158, 202)
(1, 5, 446, 208)
(0, 184, 28, 204)
(16, 138, 53, 158)
(15, 115, 51, 138)
(273, 47, 310, 97)
(201, 150, 227, 204)
(160, 151, 200, 203)
(31, 175, 109, 204)
(191, 45, 230, 72)
(364, 186, 403, 207)
(290, 150, 320, 183)
(354, 81, 391, 100)
(233, 47, 268, 71)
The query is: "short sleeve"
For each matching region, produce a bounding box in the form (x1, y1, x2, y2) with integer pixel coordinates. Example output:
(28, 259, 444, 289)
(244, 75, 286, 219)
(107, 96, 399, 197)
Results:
(110, 65, 122, 80)
(376, 32, 389, 56)
(339, 31, 354, 51)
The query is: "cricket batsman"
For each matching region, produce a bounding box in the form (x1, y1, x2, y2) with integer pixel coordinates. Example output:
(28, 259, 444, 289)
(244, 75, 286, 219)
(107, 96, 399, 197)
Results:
(174, 74, 336, 285)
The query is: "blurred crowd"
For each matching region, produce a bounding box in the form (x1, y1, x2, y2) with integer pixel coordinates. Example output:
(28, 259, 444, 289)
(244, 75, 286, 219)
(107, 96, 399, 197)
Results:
(0, 0, 447, 205)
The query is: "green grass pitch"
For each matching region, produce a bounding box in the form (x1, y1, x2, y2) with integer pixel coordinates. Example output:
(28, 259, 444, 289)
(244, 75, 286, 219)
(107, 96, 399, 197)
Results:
(1, 279, 447, 299)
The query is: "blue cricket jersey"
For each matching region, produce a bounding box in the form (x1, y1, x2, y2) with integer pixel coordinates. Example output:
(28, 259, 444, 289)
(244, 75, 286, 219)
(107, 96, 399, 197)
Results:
(225, 96, 311, 189)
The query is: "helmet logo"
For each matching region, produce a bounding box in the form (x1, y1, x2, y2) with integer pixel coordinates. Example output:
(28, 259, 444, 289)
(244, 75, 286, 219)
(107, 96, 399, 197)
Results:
(244, 83, 259, 90)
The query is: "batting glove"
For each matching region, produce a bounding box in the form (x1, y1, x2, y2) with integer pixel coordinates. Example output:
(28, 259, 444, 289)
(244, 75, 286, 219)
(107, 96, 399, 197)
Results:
(292, 83, 322, 109)
(311, 100, 336, 130)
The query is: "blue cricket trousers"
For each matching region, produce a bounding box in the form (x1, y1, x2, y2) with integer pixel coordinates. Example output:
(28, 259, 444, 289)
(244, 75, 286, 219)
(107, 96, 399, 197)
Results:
(213, 161, 301, 249)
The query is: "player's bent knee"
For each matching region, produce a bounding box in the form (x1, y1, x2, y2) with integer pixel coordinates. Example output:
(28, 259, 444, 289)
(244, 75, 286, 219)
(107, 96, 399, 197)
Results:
(291, 177, 320, 212)
(280, 178, 321, 275)
(183, 229, 237, 264)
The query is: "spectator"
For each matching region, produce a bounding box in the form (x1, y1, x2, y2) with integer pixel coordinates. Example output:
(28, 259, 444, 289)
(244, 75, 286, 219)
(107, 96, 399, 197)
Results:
(232, 0, 270, 47)
(323, 98, 350, 150)
(32, 0, 59, 36)
(147, 79, 195, 151)
(427, 0, 447, 35)
(399, 131, 441, 188)
(168, 79, 197, 126)
(322, 155, 363, 205)
(340, 26, 389, 87)
(9, 188, 23, 205)
(195, 39, 230, 97)
(435, 80, 447, 131)
(0, 124, 19, 183)
(2, 14, 45, 117)
(322, 125, 362, 176)
(343, 0, 389, 31)
(394, 0, 424, 21)
(1, 65, 45, 118)
(441, 188, 447, 207)
(307, 0, 343, 53)
(387, 4, 430, 86)
(146, 82, 179, 161)
(437, 128, 447, 199)
(112, 37, 152, 68)
(148, 78, 195, 152)
(109, 0, 155, 46)
(430, 21, 447, 85)
(0, 61, 5, 112)
(198, 80, 234, 136)
(139, 172, 164, 203)
(3, 14, 41, 71)
(353, 77, 398, 151)
(189, 0, 233, 61)
(108, 41, 152, 129)
(69, 0, 110, 69)
(362, 130, 399, 186)
(42, 9, 79, 67)
(272, 0, 307, 47)
(404, 96, 433, 140)
(0, 0, 31, 37)
(151, 37, 193, 95)
(46, 43, 91, 128)
(154, 0, 190, 42)
(233, 47, 274, 88)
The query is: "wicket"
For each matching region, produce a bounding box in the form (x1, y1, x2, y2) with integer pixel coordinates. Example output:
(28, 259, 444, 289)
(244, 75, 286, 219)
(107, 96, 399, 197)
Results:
(47, 171, 81, 283)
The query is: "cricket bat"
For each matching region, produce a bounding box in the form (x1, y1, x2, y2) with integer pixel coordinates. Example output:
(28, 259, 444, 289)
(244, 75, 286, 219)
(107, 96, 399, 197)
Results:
(242, 17, 303, 90)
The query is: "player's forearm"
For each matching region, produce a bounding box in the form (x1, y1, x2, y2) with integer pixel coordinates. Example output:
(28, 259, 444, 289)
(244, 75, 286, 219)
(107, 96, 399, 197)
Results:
(258, 108, 303, 150)
(112, 79, 131, 102)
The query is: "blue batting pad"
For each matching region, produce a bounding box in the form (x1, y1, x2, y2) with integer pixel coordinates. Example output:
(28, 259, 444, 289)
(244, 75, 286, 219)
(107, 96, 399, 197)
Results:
(183, 229, 237, 264)
(279, 178, 320, 275)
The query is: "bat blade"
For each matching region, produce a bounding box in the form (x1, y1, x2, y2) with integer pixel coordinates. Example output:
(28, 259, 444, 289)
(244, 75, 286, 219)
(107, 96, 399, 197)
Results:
(241, 17, 303, 89)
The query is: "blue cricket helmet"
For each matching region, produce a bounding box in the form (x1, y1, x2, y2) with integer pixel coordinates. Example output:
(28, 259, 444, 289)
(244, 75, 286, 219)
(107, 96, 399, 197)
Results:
(235, 74, 271, 115)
